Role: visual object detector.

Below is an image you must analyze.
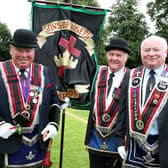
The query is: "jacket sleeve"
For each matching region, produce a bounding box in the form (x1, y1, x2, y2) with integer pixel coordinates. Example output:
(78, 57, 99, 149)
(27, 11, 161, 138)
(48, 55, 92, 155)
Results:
(84, 70, 97, 145)
(47, 67, 61, 130)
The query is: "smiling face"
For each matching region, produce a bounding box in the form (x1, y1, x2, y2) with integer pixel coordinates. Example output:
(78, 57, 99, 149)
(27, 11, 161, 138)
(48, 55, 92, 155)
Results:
(141, 37, 168, 69)
(10, 45, 35, 69)
(106, 49, 128, 73)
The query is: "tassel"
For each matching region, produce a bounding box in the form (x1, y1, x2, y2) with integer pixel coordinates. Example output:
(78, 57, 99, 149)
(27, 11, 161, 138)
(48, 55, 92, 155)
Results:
(42, 139, 53, 168)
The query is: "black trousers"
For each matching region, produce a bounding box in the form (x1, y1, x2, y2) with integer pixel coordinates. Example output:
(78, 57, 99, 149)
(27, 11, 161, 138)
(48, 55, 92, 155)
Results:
(89, 150, 122, 168)
(0, 153, 4, 168)
(0, 153, 42, 168)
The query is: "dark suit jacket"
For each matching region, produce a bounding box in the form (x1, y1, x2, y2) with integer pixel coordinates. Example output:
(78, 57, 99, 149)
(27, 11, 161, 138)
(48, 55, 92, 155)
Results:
(116, 68, 168, 168)
(84, 88, 95, 146)
(0, 61, 61, 154)
(85, 67, 129, 148)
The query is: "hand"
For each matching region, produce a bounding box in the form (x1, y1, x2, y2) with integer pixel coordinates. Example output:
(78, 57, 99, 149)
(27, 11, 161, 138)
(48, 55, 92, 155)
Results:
(117, 146, 127, 160)
(41, 124, 58, 142)
(0, 123, 17, 139)
(61, 97, 70, 109)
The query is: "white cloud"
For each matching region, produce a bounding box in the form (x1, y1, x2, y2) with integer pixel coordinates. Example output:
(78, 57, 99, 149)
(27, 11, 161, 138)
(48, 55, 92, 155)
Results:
(0, 0, 31, 34)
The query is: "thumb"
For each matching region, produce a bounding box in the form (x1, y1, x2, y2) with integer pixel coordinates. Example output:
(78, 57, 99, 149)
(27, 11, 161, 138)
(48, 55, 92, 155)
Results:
(41, 127, 47, 135)
(118, 146, 126, 160)
(43, 133, 50, 142)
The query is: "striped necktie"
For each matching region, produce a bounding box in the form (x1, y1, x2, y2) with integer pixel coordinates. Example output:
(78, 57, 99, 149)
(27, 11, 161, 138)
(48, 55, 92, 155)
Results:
(20, 69, 27, 83)
(144, 70, 155, 103)
(107, 73, 114, 96)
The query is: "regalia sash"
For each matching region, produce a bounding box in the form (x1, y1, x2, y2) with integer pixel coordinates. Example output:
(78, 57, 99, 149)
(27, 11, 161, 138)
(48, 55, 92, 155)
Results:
(0, 60, 44, 128)
(128, 65, 168, 153)
(95, 66, 127, 138)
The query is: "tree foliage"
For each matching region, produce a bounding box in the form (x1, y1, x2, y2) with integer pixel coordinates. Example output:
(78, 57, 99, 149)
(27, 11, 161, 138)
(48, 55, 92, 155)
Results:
(96, 28, 108, 65)
(147, 0, 168, 40)
(0, 22, 11, 61)
(104, 0, 149, 68)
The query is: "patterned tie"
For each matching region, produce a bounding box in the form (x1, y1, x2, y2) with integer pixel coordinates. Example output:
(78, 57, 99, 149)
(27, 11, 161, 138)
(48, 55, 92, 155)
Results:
(20, 69, 27, 83)
(107, 73, 114, 97)
(144, 70, 155, 103)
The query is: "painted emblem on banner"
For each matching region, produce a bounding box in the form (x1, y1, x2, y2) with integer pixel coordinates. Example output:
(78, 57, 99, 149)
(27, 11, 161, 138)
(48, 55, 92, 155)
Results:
(36, 20, 94, 99)
(37, 20, 94, 73)
(54, 35, 81, 78)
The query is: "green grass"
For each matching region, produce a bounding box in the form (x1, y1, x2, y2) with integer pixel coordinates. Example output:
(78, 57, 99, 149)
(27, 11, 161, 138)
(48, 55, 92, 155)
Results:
(50, 108, 89, 168)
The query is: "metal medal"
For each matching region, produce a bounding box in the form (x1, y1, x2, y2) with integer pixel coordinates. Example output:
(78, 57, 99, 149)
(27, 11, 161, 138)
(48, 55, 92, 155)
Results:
(102, 113, 110, 123)
(29, 91, 34, 97)
(136, 120, 144, 130)
(32, 98, 37, 104)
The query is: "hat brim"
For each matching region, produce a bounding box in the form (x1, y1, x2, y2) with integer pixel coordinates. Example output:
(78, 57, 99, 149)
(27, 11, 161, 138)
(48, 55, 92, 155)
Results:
(9, 40, 38, 48)
(105, 46, 130, 55)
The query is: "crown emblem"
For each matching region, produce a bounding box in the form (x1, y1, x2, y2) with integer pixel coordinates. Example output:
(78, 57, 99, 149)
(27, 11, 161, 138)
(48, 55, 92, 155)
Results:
(54, 50, 78, 69)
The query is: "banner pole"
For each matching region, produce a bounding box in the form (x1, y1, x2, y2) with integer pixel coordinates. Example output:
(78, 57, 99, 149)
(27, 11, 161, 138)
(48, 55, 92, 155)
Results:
(27, 0, 112, 12)
(59, 97, 70, 168)
(59, 108, 66, 168)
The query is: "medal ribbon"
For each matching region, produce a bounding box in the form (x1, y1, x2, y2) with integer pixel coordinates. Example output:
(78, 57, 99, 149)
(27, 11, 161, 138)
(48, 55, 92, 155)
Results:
(1, 61, 42, 127)
(20, 70, 31, 102)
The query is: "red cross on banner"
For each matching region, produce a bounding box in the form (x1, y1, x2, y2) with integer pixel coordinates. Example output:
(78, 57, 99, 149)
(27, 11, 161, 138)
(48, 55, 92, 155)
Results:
(58, 35, 81, 78)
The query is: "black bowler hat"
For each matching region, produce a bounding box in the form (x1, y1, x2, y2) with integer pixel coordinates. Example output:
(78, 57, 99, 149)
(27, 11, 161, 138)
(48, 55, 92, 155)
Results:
(105, 38, 130, 55)
(9, 29, 38, 48)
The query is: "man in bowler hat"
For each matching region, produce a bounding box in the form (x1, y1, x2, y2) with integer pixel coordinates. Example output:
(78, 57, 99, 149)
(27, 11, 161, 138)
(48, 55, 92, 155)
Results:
(0, 29, 61, 167)
(85, 38, 130, 168)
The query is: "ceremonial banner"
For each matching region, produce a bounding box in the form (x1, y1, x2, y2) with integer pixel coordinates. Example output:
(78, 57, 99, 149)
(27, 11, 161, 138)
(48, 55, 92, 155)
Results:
(32, 3, 107, 107)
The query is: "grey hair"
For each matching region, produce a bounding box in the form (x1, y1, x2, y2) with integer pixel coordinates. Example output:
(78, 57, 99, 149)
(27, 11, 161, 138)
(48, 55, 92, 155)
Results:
(141, 35, 167, 50)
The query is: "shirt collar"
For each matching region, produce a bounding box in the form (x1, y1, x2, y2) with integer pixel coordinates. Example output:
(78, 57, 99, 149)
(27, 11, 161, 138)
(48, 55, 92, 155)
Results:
(145, 64, 165, 76)
(12, 61, 30, 74)
(108, 67, 125, 76)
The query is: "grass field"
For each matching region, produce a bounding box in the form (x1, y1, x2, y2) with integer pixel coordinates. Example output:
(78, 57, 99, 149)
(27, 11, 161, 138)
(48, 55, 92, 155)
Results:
(50, 108, 89, 168)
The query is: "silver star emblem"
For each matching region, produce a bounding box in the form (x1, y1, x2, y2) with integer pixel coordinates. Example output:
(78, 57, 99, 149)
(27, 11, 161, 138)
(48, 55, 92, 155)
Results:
(25, 151, 35, 161)
(143, 152, 154, 163)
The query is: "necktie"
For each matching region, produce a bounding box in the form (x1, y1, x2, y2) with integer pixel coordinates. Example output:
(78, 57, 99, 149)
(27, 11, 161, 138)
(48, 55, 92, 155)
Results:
(144, 70, 155, 103)
(20, 69, 27, 83)
(107, 73, 114, 97)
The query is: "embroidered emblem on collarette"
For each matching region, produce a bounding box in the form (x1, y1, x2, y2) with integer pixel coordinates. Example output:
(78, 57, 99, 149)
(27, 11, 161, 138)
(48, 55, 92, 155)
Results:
(25, 151, 35, 161)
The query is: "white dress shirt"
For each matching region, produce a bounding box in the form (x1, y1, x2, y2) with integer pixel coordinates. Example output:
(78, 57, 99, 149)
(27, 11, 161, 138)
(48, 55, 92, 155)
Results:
(142, 65, 165, 135)
(14, 65, 29, 79)
(106, 67, 125, 109)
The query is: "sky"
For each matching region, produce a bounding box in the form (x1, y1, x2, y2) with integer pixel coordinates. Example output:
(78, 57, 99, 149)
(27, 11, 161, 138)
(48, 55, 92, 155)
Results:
(0, 0, 155, 35)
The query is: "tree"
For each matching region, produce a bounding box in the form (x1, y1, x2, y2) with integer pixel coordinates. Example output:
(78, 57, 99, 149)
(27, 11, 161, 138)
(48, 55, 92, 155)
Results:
(0, 22, 11, 61)
(104, 0, 149, 68)
(147, 0, 168, 40)
(96, 28, 108, 65)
